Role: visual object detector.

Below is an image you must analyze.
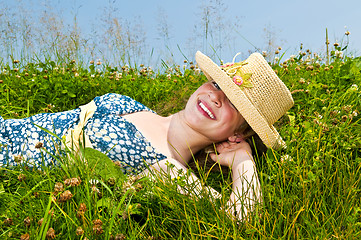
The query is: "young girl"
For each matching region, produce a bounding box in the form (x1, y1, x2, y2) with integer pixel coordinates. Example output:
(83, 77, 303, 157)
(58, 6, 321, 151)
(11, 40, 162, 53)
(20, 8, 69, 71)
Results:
(0, 51, 294, 220)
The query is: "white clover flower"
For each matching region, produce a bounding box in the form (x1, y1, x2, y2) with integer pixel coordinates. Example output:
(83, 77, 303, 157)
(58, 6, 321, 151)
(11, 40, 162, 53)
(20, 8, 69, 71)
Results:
(280, 155, 292, 162)
(89, 179, 99, 185)
(349, 84, 358, 91)
(335, 50, 343, 59)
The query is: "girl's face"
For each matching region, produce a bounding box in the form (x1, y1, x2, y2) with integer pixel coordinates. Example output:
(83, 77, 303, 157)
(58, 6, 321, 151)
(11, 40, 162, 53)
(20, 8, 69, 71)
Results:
(183, 81, 245, 142)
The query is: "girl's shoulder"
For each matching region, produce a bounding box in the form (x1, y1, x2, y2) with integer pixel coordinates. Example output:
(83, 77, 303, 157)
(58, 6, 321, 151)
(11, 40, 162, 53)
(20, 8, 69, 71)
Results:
(93, 93, 155, 115)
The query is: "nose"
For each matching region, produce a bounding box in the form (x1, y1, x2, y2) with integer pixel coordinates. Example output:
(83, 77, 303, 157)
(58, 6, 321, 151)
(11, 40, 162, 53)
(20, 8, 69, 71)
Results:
(209, 90, 225, 107)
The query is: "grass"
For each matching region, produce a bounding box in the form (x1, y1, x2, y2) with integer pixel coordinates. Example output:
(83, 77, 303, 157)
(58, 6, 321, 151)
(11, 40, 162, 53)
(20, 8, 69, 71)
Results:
(0, 42, 360, 239)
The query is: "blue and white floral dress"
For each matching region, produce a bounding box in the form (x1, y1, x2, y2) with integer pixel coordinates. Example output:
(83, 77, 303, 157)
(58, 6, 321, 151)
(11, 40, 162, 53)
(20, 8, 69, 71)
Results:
(0, 93, 167, 173)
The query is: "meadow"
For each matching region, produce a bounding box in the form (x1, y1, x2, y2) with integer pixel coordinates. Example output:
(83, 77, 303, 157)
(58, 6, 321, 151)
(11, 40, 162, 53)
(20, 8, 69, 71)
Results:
(0, 36, 361, 239)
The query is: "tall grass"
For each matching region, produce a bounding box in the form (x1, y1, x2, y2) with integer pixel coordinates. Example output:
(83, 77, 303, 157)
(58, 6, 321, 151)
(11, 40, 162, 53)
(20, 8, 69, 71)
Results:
(1, 35, 360, 239)
(0, 1, 360, 239)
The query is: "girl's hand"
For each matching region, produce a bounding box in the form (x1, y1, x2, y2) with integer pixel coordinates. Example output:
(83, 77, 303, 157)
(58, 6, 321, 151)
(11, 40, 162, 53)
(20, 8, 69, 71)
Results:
(209, 136, 252, 168)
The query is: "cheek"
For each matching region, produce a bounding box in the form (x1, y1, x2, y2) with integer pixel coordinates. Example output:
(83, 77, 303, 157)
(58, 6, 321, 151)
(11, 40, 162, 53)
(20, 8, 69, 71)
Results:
(218, 111, 243, 135)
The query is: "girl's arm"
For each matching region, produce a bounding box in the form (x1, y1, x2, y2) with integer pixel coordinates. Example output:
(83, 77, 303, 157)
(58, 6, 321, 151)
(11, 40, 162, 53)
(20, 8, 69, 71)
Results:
(142, 158, 222, 199)
(209, 139, 262, 221)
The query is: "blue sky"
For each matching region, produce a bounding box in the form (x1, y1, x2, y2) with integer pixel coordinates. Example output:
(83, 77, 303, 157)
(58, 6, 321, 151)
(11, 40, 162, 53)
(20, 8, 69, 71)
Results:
(4, 0, 361, 65)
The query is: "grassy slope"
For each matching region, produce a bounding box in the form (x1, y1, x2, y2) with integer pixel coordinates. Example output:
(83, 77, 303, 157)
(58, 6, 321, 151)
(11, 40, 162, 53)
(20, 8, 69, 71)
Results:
(0, 52, 360, 239)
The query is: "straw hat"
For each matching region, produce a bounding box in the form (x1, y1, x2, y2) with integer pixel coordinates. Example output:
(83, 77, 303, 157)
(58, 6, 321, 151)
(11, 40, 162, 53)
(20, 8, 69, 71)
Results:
(195, 51, 294, 149)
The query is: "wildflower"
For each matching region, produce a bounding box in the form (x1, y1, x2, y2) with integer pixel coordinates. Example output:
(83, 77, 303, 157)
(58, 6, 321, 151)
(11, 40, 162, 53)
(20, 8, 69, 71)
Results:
(108, 177, 116, 186)
(64, 177, 81, 186)
(13, 59, 19, 64)
(0, 80, 3, 83)
(14, 155, 23, 163)
(24, 217, 31, 227)
(76, 226, 84, 236)
(324, 66, 330, 71)
(334, 41, 339, 47)
(345, 31, 350, 35)
(342, 105, 352, 112)
(349, 84, 358, 91)
(91, 185, 100, 194)
(38, 218, 44, 226)
(306, 65, 314, 71)
(194, 68, 200, 75)
(93, 219, 104, 235)
(58, 190, 73, 202)
(4, 218, 13, 226)
(90, 60, 94, 64)
(20, 233, 30, 240)
(96, 61, 102, 65)
(352, 110, 358, 117)
(89, 179, 99, 185)
(46, 228, 56, 239)
(93, 219, 103, 226)
(330, 110, 340, 117)
(14, 68, 19, 72)
(274, 57, 279, 62)
(275, 50, 280, 54)
(335, 50, 343, 59)
(262, 51, 267, 57)
(77, 203, 87, 218)
(122, 211, 128, 220)
(74, 72, 79, 77)
(54, 182, 64, 192)
(35, 142, 44, 149)
(113, 160, 123, 168)
(18, 173, 26, 182)
(167, 74, 171, 80)
(114, 234, 126, 240)
(299, 78, 305, 84)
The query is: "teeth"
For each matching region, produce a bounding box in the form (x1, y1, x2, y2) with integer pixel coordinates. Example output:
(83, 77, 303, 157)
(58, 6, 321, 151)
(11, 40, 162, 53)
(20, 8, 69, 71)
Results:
(199, 102, 215, 119)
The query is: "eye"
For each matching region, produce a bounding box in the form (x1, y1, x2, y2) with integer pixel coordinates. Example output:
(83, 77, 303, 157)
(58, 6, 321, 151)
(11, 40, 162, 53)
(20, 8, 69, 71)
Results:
(212, 81, 221, 90)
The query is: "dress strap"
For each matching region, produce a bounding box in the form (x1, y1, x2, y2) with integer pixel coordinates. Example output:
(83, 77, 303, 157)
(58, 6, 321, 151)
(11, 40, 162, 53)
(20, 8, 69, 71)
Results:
(65, 100, 97, 152)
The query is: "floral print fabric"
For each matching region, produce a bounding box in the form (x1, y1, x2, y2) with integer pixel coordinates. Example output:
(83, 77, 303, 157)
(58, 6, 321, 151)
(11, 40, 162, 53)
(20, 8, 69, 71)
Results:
(0, 93, 167, 173)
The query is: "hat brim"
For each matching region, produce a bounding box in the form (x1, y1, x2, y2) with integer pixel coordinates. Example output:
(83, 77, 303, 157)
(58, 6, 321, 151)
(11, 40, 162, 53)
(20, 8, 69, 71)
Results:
(195, 51, 285, 149)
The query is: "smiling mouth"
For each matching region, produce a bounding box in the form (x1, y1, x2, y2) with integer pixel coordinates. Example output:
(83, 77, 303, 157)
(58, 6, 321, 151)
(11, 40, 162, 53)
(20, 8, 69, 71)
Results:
(198, 102, 215, 119)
